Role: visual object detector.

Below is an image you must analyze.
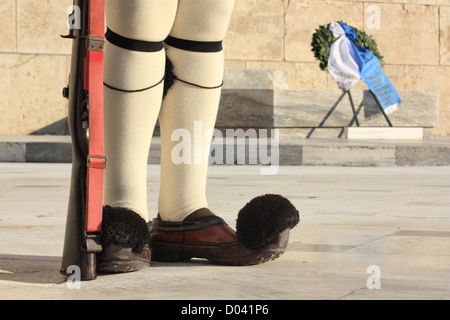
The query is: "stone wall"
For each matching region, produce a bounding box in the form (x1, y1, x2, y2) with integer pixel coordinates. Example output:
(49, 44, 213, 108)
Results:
(0, 0, 449, 136)
(224, 0, 450, 136)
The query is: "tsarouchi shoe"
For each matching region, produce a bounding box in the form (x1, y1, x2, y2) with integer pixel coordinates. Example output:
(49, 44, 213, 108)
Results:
(97, 206, 151, 273)
(150, 194, 299, 266)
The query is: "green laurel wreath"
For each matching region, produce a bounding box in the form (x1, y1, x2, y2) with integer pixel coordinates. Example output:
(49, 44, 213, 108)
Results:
(311, 22, 384, 72)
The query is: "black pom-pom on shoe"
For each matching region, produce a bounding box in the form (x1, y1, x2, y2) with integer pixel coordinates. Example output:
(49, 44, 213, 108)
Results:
(97, 206, 151, 273)
(236, 194, 300, 251)
(101, 206, 150, 253)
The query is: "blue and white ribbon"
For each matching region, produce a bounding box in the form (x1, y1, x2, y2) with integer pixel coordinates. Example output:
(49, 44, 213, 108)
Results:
(327, 22, 401, 113)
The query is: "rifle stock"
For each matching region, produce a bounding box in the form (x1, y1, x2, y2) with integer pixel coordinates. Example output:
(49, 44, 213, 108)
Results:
(60, 0, 104, 281)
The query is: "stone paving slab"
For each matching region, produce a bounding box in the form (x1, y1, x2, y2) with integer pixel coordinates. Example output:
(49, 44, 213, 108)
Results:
(1, 135, 450, 166)
(0, 163, 449, 300)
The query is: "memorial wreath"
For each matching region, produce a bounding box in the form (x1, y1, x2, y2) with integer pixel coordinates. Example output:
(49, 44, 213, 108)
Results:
(311, 22, 384, 72)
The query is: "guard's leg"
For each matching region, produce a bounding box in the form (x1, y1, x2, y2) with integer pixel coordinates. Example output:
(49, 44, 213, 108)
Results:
(152, 0, 300, 265)
(158, 0, 235, 222)
(104, 0, 177, 220)
(99, 0, 177, 273)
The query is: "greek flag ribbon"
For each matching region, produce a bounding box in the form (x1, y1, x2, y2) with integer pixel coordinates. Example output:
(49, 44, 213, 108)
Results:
(327, 22, 401, 113)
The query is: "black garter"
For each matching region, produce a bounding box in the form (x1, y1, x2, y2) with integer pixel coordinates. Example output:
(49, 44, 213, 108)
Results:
(103, 29, 224, 97)
(163, 35, 224, 97)
(164, 36, 223, 53)
(105, 28, 163, 52)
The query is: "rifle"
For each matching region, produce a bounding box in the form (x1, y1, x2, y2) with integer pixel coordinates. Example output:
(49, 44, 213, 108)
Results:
(60, 0, 106, 281)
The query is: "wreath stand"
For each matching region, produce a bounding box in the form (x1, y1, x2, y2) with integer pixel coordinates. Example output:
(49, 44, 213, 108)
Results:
(311, 22, 394, 129)
(346, 89, 393, 127)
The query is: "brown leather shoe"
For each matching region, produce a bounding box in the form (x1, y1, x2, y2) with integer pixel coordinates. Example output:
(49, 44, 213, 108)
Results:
(151, 194, 299, 266)
(150, 214, 290, 266)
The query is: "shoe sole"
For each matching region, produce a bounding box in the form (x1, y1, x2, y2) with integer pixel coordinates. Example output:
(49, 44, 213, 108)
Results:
(151, 229, 290, 266)
(97, 244, 151, 273)
(97, 258, 149, 273)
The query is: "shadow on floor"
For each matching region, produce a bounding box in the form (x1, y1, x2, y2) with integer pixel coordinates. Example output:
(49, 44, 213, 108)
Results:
(0, 254, 66, 285)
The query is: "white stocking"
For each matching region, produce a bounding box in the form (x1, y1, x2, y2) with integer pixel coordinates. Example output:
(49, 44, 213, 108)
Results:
(103, 0, 177, 220)
(158, 0, 235, 221)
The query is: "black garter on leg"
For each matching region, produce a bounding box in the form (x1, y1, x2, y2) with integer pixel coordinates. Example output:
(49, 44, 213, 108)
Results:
(103, 27, 166, 94)
(163, 35, 225, 98)
(164, 36, 223, 53)
(105, 27, 164, 52)
(104, 77, 165, 94)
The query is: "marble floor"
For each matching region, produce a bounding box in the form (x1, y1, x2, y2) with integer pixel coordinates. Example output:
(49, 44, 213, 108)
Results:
(0, 163, 449, 300)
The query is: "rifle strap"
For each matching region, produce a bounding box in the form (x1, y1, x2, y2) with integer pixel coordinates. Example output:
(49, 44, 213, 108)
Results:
(85, 0, 106, 233)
